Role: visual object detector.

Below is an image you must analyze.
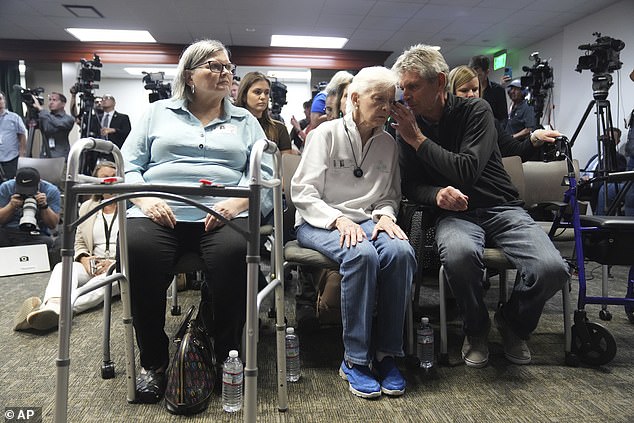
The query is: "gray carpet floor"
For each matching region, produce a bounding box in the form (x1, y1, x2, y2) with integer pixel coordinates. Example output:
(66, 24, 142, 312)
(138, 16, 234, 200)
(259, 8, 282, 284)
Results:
(2, 262, 634, 422)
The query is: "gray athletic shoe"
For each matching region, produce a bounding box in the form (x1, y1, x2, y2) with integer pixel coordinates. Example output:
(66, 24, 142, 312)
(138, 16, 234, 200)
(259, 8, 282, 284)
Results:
(495, 311, 531, 365)
(461, 335, 489, 368)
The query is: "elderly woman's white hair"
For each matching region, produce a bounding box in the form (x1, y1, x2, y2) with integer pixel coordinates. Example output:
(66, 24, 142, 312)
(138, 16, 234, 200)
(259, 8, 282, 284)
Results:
(172, 39, 229, 102)
(325, 70, 354, 94)
(345, 66, 397, 114)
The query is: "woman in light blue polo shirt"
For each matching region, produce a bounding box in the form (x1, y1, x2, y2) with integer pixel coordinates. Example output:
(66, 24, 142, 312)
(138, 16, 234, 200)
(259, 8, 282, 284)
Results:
(121, 39, 272, 404)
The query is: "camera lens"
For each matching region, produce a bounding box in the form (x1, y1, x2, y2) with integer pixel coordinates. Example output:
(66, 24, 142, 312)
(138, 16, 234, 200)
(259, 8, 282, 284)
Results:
(19, 197, 38, 231)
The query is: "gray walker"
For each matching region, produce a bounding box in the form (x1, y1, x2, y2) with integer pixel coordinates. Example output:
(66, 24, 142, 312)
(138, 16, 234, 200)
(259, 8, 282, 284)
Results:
(54, 138, 287, 423)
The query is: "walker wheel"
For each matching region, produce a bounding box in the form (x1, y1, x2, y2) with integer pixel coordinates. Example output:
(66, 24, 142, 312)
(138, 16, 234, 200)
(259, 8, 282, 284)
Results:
(101, 361, 115, 379)
(624, 286, 634, 323)
(599, 309, 612, 321)
(171, 305, 182, 316)
(571, 322, 617, 366)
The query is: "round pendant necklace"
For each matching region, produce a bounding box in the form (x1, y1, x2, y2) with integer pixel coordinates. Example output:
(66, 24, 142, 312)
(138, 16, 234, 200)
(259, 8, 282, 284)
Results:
(343, 122, 375, 178)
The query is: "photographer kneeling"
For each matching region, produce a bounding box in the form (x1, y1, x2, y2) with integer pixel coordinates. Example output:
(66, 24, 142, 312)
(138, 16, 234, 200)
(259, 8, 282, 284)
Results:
(0, 167, 61, 262)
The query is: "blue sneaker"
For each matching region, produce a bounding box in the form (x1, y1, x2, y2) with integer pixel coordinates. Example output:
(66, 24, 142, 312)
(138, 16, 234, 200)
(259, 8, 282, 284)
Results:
(339, 360, 381, 399)
(374, 356, 406, 396)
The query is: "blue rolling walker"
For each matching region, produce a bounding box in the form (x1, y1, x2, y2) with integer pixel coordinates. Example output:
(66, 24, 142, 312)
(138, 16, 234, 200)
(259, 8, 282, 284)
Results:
(549, 137, 634, 366)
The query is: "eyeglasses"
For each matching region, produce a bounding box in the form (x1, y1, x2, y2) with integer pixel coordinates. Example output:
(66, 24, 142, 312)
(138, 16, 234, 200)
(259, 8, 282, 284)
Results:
(190, 60, 236, 75)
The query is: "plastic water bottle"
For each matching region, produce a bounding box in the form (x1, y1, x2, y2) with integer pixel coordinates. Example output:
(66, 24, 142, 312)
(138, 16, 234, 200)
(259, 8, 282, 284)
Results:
(285, 327, 301, 382)
(416, 317, 434, 369)
(222, 350, 243, 412)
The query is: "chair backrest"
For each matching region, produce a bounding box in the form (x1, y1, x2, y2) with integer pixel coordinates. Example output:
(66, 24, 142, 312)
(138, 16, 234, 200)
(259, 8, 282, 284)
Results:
(281, 154, 302, 210)
(501, 156, 525, 201)
(17, 156, 66, 189)
(522, 159, 580, 207)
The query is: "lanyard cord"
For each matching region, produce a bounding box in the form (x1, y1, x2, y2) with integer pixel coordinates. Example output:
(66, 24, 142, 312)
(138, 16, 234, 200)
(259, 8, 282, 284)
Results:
(101, 207, 118, 258)
(343, 121, 375, 177)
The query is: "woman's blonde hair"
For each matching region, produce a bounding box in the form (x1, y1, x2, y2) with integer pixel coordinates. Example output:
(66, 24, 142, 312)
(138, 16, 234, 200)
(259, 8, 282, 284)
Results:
(448, 65, 480, 96)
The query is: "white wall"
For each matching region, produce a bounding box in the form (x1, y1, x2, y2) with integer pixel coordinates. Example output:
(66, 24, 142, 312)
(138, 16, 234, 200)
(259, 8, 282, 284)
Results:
(516, 0, 634, 165)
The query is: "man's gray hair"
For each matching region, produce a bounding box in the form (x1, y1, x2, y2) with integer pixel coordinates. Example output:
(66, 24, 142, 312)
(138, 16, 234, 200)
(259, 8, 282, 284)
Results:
(346, 66, 397, 112)
(392, 44, 450, 92)
(173, 39, 229, 102)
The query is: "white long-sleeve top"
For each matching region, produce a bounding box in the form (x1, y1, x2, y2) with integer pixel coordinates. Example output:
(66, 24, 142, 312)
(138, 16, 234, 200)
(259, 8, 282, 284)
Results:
(291, 113, 401, 229)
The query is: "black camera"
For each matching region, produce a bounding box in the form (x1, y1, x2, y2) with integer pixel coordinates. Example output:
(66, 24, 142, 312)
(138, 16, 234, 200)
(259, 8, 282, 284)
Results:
(543, 135, 568, 162)
(270, 80, 287, 120)
(142, 71, 172, 103)
(520, 52, 554, 124)
(520, 52, 554, 92)
(71, 54, 102, 95)
(575, 32, 624, 74)
(15, 85, 45, 108)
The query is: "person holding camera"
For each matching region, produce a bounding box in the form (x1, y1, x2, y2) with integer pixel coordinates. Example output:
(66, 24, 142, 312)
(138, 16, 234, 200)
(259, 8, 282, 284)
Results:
(32, 92, 74, 160)
(233, 72, 293, 154)
(390, 44, 569, 369)
(0, 91, 28, 181)
(13, 161, 119, 332)
(0, 167, 61, 257)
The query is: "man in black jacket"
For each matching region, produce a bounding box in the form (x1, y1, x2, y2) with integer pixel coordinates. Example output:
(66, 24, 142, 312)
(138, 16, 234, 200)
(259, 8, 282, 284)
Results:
(469, 55, 508, 126)
(390, 44, 569, 368)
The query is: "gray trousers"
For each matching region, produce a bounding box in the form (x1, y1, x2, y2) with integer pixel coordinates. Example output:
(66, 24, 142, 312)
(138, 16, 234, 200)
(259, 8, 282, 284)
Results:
(436, 205, 569, 339)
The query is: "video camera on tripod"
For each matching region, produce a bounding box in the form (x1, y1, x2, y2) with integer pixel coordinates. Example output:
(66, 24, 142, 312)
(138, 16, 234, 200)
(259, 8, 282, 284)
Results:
(575, 32, 624, 100)
(576, 32, 624, 75)
(14, 85, 45, 109)
(520, 52, 554, 124)
(142, 71, 172, 103)
(71, 54, 102, 96)
(270, 80, 287, 121)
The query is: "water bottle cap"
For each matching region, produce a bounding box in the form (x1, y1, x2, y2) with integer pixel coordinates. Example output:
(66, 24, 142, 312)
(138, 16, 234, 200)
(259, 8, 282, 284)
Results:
(229, 350, 239, 358)
(286, 327, 295, 334)
(421, 317, 429, 324)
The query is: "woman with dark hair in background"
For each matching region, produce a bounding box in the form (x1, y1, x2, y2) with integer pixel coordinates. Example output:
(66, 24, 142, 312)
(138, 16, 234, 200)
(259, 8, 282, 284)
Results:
(234, 71, 294, 154)
(122, 39, 272, 403)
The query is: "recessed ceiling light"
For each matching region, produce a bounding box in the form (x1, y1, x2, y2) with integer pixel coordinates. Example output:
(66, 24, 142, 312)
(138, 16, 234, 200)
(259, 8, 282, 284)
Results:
(245, 28, 256, 32)
(65, 28, 156, 42)
(271, 35, 348, 49)
(266, 70, 311, 81)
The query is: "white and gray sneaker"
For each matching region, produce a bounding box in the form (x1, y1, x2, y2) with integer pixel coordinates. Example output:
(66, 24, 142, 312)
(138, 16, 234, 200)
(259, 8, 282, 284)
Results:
(461, 335, 489, 368)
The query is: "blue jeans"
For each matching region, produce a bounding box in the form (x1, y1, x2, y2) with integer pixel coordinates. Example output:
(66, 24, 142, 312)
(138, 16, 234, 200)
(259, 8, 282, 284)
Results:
(296, 220, 416, 366)
(436, 206, 569, 339)
(596, 182, 632, 215)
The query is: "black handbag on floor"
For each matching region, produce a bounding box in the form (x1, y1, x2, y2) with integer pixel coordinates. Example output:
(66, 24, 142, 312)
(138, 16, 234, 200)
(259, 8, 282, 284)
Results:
(397, 200, 441, 276)
(165, 305, 216, 415)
